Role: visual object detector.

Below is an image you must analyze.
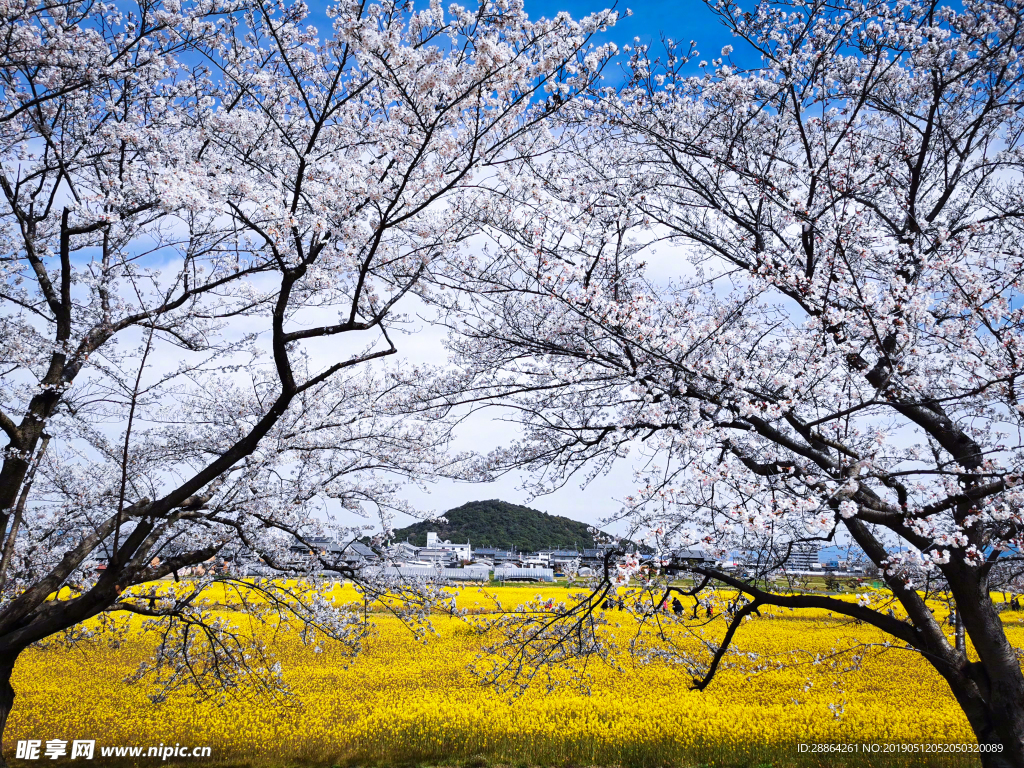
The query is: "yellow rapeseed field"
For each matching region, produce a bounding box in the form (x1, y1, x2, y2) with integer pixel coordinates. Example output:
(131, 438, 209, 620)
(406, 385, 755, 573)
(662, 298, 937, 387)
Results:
(9, 583, 1023, 767)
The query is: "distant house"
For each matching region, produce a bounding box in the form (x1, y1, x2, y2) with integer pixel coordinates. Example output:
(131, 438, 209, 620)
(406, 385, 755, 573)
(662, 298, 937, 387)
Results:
(413, 548, 458, 565)
(662, 549, 707, 575)
(290, 536, 378, 568)
(581, 543, 620, 566)
(388, 540, 419, 562)
(342, 541, 378, 564)
(291, 535, 337, 556)
(545, 550, 582, 570)
(667, 548, 706, 565)
(472, 546, 519, 566)
(472, 546, 508, 557)
(421, 531, 471, 562)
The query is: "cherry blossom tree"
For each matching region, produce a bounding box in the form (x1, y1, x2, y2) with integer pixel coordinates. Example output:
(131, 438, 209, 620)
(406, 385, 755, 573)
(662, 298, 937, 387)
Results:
(0, 0, 618, 758)
(443, 0, 1024, 762)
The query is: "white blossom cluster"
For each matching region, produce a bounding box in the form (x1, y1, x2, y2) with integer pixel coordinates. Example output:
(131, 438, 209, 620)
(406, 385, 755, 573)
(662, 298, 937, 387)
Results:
(0, 0, 619, 704)
(440, 0, 1024, 746)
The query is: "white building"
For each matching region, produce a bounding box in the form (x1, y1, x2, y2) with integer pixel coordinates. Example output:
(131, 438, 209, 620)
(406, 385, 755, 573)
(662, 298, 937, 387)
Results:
(786, 542, 820, 571)
(414, 548, 457, 565)
(422, 531, 471, 563)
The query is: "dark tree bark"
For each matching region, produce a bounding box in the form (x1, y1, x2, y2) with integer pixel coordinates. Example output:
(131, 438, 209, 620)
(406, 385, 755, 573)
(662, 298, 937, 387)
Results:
(684, 564, 1024, 767)
(0, 655, 18, 768)
(951, 580, 1024, 768)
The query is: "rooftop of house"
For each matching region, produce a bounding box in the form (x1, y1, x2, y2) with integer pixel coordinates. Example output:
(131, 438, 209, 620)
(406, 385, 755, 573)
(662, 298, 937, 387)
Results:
(667, 549, 707, 560)
(290, 538, 377, 559)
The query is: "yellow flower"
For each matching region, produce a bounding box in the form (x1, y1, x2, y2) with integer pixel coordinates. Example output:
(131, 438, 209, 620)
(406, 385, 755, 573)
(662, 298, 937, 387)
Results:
(10, 583, 1012, 767)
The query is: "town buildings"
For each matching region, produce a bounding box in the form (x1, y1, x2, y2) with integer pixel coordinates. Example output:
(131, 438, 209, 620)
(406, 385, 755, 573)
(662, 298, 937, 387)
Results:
(786, 542, 821, 571)
(287, 531, 718, 582)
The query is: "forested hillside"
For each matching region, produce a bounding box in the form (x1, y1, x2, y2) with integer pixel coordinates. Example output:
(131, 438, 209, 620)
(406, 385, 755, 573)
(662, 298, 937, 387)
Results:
(391, 500, 600, 551)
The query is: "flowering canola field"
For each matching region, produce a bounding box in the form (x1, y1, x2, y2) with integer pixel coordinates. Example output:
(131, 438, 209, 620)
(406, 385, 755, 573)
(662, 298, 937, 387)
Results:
(10, 584, 1022, 767)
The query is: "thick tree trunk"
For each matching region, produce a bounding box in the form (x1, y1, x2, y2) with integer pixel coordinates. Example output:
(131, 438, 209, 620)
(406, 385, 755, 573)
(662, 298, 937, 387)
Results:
(942, 579, 1024, 768)
(0, 657, 16, 768)
(944, 666, 1024, 768)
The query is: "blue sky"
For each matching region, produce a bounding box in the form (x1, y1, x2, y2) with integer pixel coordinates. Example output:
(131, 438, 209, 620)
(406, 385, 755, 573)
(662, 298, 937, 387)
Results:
(520, 0, 731, 49)
(303, 0, 740, 68)
(522, 0, 747, 81)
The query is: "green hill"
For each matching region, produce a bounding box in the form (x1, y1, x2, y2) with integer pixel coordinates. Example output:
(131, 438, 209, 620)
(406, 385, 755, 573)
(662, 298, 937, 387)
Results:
(391, 500, 601, 551)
